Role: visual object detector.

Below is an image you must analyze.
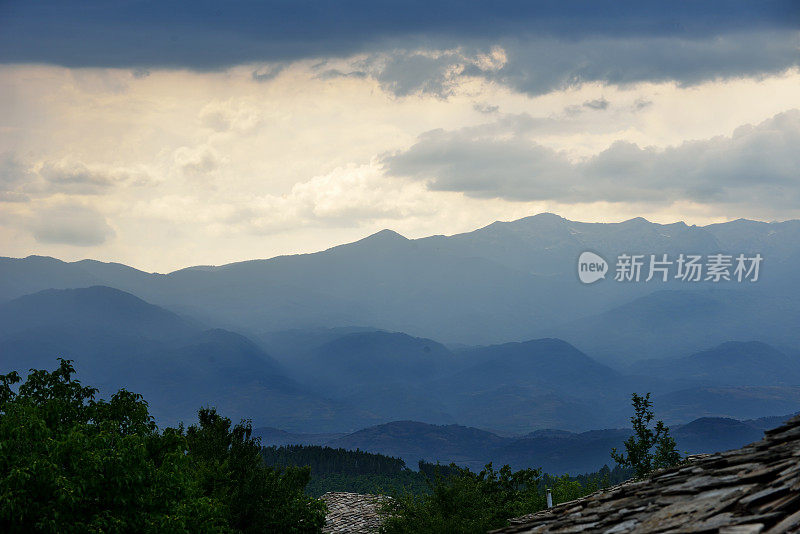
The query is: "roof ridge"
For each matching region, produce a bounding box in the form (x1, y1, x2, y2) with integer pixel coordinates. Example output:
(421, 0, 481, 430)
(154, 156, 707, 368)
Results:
(493, 416, 800, 533)
(764, 412, 800, 436)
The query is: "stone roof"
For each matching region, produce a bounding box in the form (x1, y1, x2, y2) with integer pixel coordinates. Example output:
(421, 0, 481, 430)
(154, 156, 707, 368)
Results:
(320, 492, 390, 534)
(493, 414, 800, 534)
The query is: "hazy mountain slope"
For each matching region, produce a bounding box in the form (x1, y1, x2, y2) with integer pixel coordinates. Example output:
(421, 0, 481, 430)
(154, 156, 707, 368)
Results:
(261, 330, 796, 434)
(631, 341, 800, 386)
(415, 213, 721, 276)
(295, 331, 455, 394)
(433, 339, 632, 433)
(295, 416, 773, 475)
(545, 290, 800, 365)
(655, 386, 800, 424)
(0, 287, 364, 432)
(447, 387, 611, 435)
(702, 219, 800, 296)
(0, 256, 104, 303)
(495, 428, 633, 473)
(273, 330, 460, 425)
(152, 231, 576, 343)
(4, 215, 798, 346)
(672, 417, 764, 454)
(0, 285, 197, 340)
(743, 413, 800, 431)
(327, 421, 508, 469)
(257, 326, 384, 364)
(444, 338, 621, 392)
(252, 427, 346, 447)
(336, 383, 457, 426)
(71, 258, 164, 291)
(280, 335, 635, 433)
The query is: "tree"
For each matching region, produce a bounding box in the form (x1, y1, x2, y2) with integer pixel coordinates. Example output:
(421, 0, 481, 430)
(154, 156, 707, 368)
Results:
(611, 392, 683, 479)
(0, 359, 227, 533)
(186, 408, 326, 534)
(0, 359, 325, 533)
(380, 463, 544, 534)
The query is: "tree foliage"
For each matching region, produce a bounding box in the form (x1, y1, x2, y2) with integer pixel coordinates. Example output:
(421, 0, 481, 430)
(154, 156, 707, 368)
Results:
(186, 408, 326, 533)
(262, 445, 407, 477)
(611, 392, 683, 479)
(377, 461, 615, 533)
(0, 359, 325, 533)
(380, 462, 545, 534)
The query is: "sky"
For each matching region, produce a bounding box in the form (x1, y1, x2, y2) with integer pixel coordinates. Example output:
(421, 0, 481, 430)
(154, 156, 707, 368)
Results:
(1, 1, 799, 272)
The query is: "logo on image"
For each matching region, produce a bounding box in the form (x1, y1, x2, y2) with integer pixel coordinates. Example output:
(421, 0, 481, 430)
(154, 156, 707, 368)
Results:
(578, 251, 608, 284)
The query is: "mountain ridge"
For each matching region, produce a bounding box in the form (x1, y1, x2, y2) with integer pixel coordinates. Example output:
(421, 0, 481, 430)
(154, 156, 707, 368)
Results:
(0, 286, 372, 432)
(5, 213, 798, 276)
(3, 213, 799, 348)
(256, 414, 789, 475)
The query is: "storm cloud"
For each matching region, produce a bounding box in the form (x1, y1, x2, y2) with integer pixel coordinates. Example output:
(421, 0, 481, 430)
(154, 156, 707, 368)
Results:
(383, 109, 800, 207)
(1, 1, 798, 96)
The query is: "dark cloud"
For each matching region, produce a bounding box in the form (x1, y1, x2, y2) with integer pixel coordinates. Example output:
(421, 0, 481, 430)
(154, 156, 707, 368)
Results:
(488, 31, 800, 96)
(583, 98, 609, 110)
(176, 148, 220, 175)
(0, 191, 30, 203)
(1, 155, 149, 199)
(315, 69, 368, 81)
(0, 1, 797, 96)
(38, 162, 115, 195)
(251, 63, 287, 82)
(383, 109, 800, 208)
(0, 153, 31, 199)
(369, 29, 800, 97)
(474, 103, 500, 114)
(375, 52, 469, 97)
(27, 203, 115, 246)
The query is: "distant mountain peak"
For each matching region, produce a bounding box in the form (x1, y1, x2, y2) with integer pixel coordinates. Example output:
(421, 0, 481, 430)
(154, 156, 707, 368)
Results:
(341, 229, 409, 249)
(721, 218, 767, 226)
(512, 212, 567, 225)
(620, 216, 652, 225)
(528, 212, 565, 221)
(21, 255, 67, 264)
(364, 229, 408, 241)
(475, 212, 568, 235)
(325, 228, 409, 255)
(0, 285, 198, 342)
(23, 285, 146, 305)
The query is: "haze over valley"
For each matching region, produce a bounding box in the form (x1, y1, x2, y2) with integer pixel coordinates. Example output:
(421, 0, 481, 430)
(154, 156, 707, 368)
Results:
(3, 213, 799, 472)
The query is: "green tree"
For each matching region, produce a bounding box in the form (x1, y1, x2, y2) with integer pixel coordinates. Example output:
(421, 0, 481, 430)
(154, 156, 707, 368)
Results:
(547, 473, 596, 504)
(0, 359, 227, 533)
(380, 463, 544, 534)
(0, 359, 325, 533)
(186, 408, 326, 533)
(611, 392, 683, 479)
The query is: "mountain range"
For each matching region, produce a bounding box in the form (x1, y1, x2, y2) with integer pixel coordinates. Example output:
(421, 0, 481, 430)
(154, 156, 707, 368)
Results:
(2, 284, 798, 435)
(0, 286, 361, 431)
(1, 213, 799, 440)
(3, 214, 800, 359)
(255, 414, 787, 475)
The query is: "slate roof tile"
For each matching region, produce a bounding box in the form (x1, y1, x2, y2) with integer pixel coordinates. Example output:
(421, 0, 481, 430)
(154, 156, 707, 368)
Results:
(320, 491, 390, 534)
(492, 414, 800, 533)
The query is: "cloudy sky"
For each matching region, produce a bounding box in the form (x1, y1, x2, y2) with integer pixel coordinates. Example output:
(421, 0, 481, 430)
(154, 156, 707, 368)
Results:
(1, 1, 799, 272)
